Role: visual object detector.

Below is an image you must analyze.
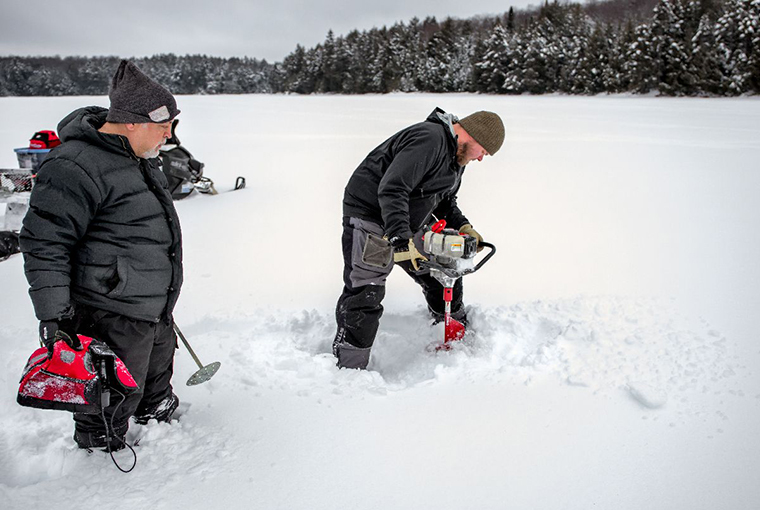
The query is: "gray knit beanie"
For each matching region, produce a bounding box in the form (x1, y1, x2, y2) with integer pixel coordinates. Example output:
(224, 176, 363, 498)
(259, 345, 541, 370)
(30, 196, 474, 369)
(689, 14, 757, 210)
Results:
(106, 60, 180, 124)
(458, 111, 505, 155)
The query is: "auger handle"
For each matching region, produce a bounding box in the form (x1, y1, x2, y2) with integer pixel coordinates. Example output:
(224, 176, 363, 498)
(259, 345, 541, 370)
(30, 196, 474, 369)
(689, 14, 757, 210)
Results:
(469, 241, 496, 274)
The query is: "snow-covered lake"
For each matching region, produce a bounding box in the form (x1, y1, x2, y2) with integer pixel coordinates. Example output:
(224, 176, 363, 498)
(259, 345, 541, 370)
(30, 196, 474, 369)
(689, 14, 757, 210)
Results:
(1, 94, 759, 509)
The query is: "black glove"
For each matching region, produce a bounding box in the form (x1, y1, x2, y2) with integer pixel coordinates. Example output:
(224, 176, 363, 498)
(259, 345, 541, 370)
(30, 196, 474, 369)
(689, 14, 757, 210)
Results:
(459, 223, 484, 252)
(39, 320, 82, 354)
(392, 238, 428, 271)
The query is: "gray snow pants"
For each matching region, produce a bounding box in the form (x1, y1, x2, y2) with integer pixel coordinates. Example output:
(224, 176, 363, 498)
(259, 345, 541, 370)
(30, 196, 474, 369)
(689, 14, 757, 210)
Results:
(333, 217, 465, 369)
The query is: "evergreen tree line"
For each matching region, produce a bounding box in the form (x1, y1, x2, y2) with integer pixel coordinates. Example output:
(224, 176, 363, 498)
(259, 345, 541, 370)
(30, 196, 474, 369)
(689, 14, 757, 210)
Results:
(474, 0, 760, 95)
(1, 0, 757, 97)
(0, 55, 275, 96)
(281, 0, 759, 96)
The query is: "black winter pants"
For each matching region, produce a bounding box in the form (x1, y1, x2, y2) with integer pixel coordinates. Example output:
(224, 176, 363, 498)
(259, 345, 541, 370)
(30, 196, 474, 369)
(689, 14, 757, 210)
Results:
(333, 217, 464, 368)
(72, 306, 176, 438)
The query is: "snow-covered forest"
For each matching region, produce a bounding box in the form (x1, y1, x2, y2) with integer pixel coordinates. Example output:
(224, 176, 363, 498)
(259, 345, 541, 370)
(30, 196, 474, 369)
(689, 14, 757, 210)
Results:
(1, 0, 758, 97)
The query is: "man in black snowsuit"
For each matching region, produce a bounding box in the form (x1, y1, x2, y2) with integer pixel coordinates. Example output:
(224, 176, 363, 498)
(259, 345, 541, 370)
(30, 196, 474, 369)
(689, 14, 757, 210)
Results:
(333, 108, 505, 369)
(20, 60, 183, 450)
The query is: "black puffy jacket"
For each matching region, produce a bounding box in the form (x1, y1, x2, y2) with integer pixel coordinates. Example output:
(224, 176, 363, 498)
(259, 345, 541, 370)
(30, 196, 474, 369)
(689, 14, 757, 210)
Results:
(19, 107, 183, 323)
(343, 108, 469, 242)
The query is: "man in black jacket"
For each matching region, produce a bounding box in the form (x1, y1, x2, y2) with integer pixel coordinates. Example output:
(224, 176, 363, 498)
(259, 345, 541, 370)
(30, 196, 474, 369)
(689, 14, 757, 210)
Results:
(334, 108, 504, 369)
(20, 60, 183, 450)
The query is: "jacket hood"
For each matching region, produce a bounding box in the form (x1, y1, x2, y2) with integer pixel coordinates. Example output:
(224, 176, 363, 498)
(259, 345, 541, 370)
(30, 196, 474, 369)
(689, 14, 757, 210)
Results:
(426, 107, 461, 168)
(426, 107, 459, 155)
(57, 106, 135, 157)
(426, 107, 459, 137)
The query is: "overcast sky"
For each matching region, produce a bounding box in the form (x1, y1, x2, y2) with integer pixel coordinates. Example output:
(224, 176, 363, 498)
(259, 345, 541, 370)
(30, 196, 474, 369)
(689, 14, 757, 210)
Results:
(0, 0, 544, 63)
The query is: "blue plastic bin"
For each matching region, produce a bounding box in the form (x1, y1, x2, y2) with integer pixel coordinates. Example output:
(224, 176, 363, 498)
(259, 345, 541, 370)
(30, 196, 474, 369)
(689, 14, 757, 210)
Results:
(14, 148, 51, 172)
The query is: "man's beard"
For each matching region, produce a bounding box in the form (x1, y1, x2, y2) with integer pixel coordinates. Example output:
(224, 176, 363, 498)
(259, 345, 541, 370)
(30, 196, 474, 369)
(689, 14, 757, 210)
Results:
(456, 142, 469, 166)
(141, 147, 161, 159)
(140, 139, 166, 159)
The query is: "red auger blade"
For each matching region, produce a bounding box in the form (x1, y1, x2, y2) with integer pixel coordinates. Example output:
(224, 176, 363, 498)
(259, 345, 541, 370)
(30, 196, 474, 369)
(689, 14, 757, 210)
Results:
(436, 314, 466, 351)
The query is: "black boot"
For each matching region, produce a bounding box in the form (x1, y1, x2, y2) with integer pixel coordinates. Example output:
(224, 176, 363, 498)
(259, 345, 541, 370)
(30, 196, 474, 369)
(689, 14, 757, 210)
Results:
(74, 423, 128, 452)
(133, 392, 179, 425)
(333, 338, 372, 369)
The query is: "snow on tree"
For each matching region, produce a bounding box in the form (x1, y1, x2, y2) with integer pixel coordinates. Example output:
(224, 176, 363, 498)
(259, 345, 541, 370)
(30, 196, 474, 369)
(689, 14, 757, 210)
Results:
(474, 24, 515, 93)
(691, 13, 726, 93)
(715, 0, 760, 94)
(1, 0, 757, 97)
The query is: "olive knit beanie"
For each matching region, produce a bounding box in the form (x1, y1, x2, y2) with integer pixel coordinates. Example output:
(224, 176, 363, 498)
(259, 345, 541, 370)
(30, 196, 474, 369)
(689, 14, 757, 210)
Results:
(106, 60, 180, 124)
(458, 111, 505, 155)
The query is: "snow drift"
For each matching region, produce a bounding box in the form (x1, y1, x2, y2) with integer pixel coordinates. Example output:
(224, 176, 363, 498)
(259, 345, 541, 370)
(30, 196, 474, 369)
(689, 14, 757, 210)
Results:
(1, 93, 758, 510)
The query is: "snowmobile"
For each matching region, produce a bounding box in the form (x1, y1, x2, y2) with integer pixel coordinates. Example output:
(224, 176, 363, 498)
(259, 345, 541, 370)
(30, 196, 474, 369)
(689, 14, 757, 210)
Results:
(418, 220, 496, 350)
(158, 119, 245, 200)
